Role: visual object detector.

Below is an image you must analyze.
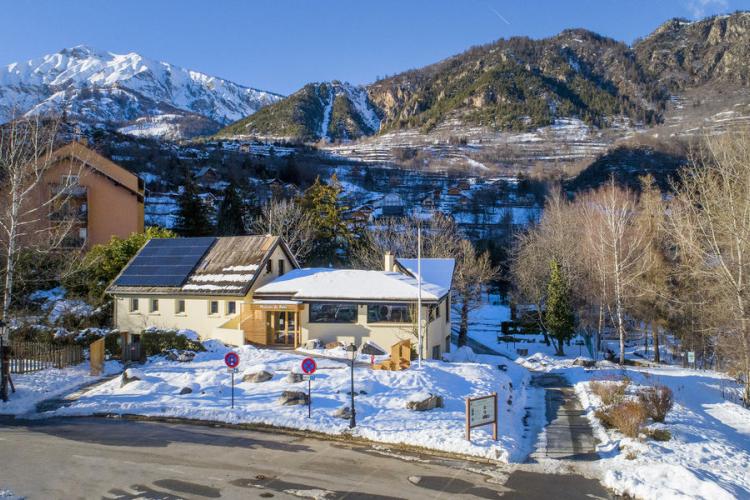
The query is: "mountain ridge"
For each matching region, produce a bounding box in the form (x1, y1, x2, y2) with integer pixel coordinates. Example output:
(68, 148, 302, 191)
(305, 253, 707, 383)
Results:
(0, 45, 283, 139)
(217, 11, 750, 143)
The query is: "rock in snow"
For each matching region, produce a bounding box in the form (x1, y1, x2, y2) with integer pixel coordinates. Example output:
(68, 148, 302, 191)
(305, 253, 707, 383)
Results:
(243, 370, 274, 383)
(406, 393, 444, 411)
(278, 391, 309, 406)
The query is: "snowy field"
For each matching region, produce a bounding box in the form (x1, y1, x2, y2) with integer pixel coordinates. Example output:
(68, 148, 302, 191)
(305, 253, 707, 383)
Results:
(47, 341, 537, 462)
(465, 298, 750, 500)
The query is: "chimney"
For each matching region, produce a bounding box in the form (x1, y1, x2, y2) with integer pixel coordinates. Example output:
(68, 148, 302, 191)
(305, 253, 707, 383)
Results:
(384, 251, 395, 272)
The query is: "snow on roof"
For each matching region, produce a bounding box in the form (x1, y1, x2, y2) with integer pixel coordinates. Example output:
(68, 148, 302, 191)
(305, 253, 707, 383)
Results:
(255, 268, 449, 302)
(396, 258, 455, 292)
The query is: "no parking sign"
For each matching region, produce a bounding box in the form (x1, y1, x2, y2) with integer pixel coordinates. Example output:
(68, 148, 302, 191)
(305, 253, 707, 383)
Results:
(301, 357, 317, 418)
(224, 352, 239, 408)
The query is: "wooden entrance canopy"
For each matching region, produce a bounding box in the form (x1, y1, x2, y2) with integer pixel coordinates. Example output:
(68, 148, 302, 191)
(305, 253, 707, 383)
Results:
(240, 300, 304, 348)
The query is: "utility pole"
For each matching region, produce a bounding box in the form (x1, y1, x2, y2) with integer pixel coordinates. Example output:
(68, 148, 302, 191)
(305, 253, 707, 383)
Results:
(417, 224, 423, 368)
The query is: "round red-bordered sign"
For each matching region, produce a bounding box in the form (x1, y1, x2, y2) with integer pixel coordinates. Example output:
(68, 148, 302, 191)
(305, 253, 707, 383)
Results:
(224, 351, 240, 368)
(301, 357, 317, 375)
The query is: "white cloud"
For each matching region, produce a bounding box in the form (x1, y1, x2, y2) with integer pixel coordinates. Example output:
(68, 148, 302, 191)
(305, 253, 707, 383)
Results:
(687, 0, 729, 19)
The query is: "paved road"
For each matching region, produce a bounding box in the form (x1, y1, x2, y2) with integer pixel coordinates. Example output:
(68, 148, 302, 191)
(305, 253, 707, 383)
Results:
(0, 417, 611, 499)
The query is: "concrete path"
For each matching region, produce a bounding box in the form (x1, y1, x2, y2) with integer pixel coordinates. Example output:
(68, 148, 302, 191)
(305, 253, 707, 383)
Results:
(528, 373, 599, 462)
(0, 416, 612, 499)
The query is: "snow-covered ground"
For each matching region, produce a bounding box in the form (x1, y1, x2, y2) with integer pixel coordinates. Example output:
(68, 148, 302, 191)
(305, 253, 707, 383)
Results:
(465, 297, 750, 500)
(0, 360, 121, 416)
(47, 341, 536, 462)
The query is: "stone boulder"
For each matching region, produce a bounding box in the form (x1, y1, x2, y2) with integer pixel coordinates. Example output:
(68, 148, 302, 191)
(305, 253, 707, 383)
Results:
(573, 357, 596, 368)
(165, 349, 196, 362)
(286, 372, 304, 384)
(406, 394, 444, 411)
(333, 406, 352, 419)
(304, 339, 324, 350)
(120, 368, 143, 388)
(279, 391, 309, 406)
(243, 370, 274, 383)
(179, 386, 193, 395)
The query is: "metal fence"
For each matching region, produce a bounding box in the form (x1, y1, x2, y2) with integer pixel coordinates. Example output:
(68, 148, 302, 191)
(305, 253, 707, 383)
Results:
(7, 341, 83, 374)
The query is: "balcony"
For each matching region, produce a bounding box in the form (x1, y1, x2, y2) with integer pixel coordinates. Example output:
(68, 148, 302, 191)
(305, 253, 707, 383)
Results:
(49, 204, 88, 222)
(49, 183, 88, 198)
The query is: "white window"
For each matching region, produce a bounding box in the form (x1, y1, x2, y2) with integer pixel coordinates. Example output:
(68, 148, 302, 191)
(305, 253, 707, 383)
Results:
(175, 299, 186, 315)
(226, 301, 236, 315)
(209, 301, 219, 315)
(150, 298, 159, 313)
(78, 227, 88, 240)
(129, 298, 139, 312)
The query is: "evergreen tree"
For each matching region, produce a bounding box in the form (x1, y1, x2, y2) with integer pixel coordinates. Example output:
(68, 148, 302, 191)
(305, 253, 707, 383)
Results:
(545, 258, 576, 356)
(174, 170, 213, 236)
(216, 180, 247, 236)
(300, 174, 351, 266)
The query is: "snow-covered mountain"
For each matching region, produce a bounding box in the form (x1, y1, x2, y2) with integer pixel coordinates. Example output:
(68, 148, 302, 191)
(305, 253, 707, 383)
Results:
(0, 45, 283, 138)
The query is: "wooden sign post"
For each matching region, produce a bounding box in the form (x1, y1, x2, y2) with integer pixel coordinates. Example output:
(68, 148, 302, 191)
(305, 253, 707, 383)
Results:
(90, 338, 105, 376)
(465, 393, 498, 441)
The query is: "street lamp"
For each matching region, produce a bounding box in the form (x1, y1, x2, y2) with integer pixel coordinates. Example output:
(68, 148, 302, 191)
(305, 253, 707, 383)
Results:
(0, 319, 8, 402)
(345, 342, 357, 428)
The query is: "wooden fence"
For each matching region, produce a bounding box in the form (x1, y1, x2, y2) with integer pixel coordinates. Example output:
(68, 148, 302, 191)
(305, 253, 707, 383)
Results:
(7, 341, 83, 374)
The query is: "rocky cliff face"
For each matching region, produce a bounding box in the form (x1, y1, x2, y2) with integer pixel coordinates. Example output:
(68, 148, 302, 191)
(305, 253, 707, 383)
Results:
(634, 13, 750, 89)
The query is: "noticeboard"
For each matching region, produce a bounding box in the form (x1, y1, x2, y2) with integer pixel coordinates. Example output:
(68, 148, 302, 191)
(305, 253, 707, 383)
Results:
(465, 393, 498, 441)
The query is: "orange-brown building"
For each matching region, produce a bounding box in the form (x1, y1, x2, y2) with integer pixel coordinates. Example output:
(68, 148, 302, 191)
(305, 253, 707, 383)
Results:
(41, 141, 144, 249)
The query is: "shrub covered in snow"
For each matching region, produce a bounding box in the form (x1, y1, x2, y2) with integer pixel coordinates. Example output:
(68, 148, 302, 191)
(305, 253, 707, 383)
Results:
(140, 328, 205, 356)
(443, 345, 477, 363)
(638, 385, 674, 423)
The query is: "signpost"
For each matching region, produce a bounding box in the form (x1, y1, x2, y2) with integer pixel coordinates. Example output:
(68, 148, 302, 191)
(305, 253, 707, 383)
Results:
(224, 352, 240, 408)
(465, 393, 498, 441)
(687, 351, 695, 368)
(301, 357, 317, 418)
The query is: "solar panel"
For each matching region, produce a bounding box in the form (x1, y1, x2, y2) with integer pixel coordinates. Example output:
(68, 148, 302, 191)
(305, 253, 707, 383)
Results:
(114, 237, 216, 287)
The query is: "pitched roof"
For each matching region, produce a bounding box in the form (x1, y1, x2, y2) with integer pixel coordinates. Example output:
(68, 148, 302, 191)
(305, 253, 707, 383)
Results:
(52, 141, 142, 199)
(254, 268, 450, 302)
(108, 235, 298, 296)
(395, 258, 455, 292)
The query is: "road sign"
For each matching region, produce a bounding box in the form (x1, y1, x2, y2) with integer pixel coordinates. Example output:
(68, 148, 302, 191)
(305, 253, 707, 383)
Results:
(224, 352, 240, 369)
(301, 357, 317, 375)
(687, 351, 695, 364)
(466, 393, 498, 441)
(300, 358, 317, 418)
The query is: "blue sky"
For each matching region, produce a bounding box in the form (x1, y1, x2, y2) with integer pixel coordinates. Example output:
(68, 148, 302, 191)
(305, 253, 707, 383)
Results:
(1, 0, 748, 95)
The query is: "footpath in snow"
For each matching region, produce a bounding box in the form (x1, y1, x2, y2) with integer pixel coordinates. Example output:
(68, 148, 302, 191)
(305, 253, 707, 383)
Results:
(44, 340, 537, 462)
(466, 296, 750, 500)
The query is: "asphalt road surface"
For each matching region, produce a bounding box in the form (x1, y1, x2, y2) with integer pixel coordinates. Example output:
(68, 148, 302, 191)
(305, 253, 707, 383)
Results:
(0, 417, 612, 499)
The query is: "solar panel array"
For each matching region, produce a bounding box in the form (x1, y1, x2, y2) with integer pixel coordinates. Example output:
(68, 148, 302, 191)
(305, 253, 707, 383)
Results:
(114, 237, 216, 287)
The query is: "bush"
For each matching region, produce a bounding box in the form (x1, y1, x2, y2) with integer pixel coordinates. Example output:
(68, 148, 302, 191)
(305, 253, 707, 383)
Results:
(590, 377, 630, 406)
(638, 385, 674, 423)
(140, 329, 204, 357)
(609, 400, 648, 438)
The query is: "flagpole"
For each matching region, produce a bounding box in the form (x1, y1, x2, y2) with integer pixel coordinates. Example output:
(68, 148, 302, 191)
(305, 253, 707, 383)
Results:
(417, 224, 423, 368)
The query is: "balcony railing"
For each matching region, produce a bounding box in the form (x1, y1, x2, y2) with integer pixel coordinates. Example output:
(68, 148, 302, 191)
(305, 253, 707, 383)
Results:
(49, 184, 87, 198)
(49, 205, 88, 222)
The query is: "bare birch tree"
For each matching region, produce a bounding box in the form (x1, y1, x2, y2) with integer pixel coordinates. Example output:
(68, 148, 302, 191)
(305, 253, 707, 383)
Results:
(252, 198, 315, 264)
(668, 130, 750, 403)
(581, 179, 652, 364)
(0, 115, 81, 322)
